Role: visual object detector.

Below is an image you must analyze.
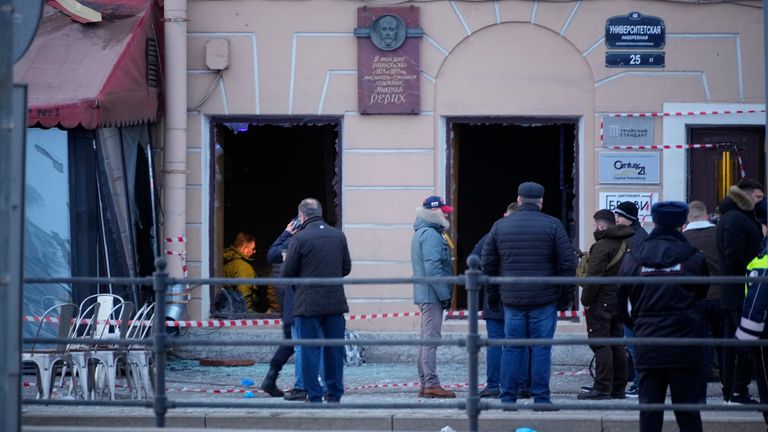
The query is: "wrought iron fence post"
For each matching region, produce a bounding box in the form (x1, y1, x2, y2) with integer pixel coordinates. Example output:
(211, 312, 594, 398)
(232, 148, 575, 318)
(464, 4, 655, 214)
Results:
(152, 257, 169, 427)
(465, 255, 482, 432)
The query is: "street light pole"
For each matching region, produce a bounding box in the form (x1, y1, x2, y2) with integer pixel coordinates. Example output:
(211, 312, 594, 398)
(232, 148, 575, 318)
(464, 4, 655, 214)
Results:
(0, 0, 20, 430)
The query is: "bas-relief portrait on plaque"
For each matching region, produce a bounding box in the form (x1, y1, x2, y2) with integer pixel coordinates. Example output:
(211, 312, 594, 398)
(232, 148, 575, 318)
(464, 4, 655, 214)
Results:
(355, 7, 422, 114)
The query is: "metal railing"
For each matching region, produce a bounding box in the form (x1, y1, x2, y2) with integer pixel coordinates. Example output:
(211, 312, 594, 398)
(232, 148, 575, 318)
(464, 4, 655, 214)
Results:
(21, 255, 768, 431)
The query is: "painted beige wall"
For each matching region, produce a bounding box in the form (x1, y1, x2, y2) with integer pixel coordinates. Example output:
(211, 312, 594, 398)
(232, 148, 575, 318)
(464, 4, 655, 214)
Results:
(181, 0, 764, 327)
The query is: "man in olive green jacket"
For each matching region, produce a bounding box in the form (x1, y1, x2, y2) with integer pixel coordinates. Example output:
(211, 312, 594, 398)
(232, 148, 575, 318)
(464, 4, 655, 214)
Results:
(223, 232, 257, 311)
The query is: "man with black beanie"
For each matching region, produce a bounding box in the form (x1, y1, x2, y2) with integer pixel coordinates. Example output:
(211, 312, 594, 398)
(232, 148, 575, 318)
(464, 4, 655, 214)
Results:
(614, 201, 649, 247)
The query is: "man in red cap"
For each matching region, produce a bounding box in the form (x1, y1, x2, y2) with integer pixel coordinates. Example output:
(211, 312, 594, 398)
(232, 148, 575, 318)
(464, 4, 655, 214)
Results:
(411, 195, 456, 398)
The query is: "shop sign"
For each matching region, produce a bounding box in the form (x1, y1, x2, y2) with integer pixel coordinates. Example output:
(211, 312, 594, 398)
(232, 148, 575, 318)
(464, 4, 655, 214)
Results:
(355, 7, 423, 114)
(599, 152, 660, 184)
(600, 192, 658, 222)
(602, 116, 654, 148)
(605, 11, 665, 49)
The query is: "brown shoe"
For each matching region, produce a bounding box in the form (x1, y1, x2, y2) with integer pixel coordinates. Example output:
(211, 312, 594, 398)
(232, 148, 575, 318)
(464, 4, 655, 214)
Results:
(421, 386, 456, 398)
(417, 387, 425, 397)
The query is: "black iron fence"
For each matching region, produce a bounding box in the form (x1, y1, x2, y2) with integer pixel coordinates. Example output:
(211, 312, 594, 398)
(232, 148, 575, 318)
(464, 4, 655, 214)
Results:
(21, 256, 768, 431)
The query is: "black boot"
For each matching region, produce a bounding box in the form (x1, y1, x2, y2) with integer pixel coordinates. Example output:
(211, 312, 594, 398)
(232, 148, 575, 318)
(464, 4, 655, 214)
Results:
(260, 368, 284, 397)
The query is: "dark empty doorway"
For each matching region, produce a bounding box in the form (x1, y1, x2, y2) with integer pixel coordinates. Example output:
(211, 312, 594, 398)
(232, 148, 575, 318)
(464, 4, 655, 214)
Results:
(211, 118, 341, 312)
(447, 119, 578, 309)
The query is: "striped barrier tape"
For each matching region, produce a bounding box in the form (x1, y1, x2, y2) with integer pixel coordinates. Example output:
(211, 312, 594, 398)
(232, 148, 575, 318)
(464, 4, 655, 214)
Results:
(22, 310, 585, 328)
(164, 235, 189, 279)
(602, 109, 765, 118)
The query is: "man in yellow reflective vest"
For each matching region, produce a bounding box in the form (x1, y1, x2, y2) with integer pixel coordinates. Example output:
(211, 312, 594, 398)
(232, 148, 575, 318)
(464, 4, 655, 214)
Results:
(736, 197, 768, 427)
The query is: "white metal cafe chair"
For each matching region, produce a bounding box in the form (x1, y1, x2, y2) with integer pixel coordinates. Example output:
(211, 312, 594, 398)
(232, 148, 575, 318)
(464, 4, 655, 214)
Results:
(59, 298, 102, 399)
(22, 303, 78, 399)
(125, 302, 156, 399)
(89, 297, 135, 400)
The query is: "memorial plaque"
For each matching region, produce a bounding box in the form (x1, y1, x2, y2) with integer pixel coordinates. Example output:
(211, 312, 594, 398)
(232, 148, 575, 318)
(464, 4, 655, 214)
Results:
(355, 7, 422, 114)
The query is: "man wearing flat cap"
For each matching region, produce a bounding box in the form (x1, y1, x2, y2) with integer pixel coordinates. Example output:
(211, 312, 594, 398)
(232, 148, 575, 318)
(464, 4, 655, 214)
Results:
(481, 181, 576, 409)
(618, 201, 709, 432)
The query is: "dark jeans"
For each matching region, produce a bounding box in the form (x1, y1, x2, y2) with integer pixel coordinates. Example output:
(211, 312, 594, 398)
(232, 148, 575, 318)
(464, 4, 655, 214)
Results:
(268, 324, 294, 371)
(625, 325, 638, 388)
(753, 346, 768, 425)
(722, 309, 753, 400)
(295, 314, 345, 402)
(696, 299, 723, 393)
(486, 318, 531, 392)
(586, 304, 627, 395)
(485, 318, 504, 391)
(638, 367, 703, 432)
(500, 304, 556, 403)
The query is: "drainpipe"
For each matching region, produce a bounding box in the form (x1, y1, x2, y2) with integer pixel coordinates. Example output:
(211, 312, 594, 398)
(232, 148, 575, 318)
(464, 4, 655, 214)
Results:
(162, 0, 188, 321)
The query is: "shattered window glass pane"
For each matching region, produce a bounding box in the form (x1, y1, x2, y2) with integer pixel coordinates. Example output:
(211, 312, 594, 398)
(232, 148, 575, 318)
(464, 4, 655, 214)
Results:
(23, 128, 72, 346)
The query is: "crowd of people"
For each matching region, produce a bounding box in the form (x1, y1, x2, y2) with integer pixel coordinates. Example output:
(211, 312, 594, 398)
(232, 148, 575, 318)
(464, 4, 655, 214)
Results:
(219, 179, 768, 431)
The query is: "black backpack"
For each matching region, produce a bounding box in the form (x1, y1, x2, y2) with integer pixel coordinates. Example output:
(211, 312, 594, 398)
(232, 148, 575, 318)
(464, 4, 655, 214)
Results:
(213, 288, 247, 316)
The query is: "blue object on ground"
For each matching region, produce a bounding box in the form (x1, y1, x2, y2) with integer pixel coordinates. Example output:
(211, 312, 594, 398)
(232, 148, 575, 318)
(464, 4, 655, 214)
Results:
(515, 428, 537, 432)
(241, 378, 254, 387)
(243, 390, 255, 398)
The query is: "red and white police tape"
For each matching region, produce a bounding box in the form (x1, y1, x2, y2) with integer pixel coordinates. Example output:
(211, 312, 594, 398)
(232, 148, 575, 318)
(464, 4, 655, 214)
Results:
(602, 108, 765, 118)
(22, 310, 585, 328)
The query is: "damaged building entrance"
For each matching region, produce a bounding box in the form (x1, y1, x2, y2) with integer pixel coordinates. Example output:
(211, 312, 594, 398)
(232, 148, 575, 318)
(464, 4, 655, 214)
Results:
(211, 117, 342, 314)
(447, 118, 578, 310)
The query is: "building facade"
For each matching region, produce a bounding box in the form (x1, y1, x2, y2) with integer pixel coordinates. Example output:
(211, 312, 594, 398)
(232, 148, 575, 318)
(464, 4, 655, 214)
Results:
(164, 0, 766, 330)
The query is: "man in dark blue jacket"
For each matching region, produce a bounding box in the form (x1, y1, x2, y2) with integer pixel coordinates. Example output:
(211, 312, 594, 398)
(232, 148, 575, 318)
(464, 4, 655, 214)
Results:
(618, 201, 709, 432)
(481, 181, 576, 409)
(259, 218, 308, 400)
(283, 198, 351, 403)
(736, 198, 768, 428)
(471, 203, 530, 399)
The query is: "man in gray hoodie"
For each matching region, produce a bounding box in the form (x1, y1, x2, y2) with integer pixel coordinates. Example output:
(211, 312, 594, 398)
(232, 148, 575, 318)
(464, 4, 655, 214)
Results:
(411, 195, 456, 398)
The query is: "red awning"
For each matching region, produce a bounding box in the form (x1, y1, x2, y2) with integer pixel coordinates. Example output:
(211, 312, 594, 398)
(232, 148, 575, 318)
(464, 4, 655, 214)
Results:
(14, 0, 162, 129)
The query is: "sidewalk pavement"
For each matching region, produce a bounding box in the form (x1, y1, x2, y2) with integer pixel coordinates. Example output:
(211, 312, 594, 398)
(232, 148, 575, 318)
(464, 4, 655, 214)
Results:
(21, 358, 765, 431)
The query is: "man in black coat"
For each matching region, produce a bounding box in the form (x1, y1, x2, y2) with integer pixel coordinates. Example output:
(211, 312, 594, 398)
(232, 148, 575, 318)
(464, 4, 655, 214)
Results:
(614, 200, 649, 396)
(716, 179, 764, 404)
(282, 198, 351, 403)
(682, 200, 722, 395)
(618, 201, 709, 432)
(482, 181, 576, 409)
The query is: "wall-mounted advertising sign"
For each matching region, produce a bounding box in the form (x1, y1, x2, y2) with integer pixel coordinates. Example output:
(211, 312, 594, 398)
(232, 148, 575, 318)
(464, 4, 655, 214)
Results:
(599, 152, 660, 184)
(605, 11, 665, 49)
(602, 116, 654, 148)
(600, 192, 658, 223)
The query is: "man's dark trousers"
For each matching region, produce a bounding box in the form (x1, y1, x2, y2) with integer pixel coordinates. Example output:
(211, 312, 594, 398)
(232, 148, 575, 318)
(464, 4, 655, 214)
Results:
(268, 324, 294, 370)
(722, 310, 753, 400)
(586, 304, 627, 395)
(296, 314, 345, 402)
(638, 367, 703, 432)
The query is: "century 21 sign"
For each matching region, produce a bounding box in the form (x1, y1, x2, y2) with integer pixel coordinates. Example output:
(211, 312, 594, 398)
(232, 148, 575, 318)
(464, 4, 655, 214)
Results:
(599, 152, 660, 184)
